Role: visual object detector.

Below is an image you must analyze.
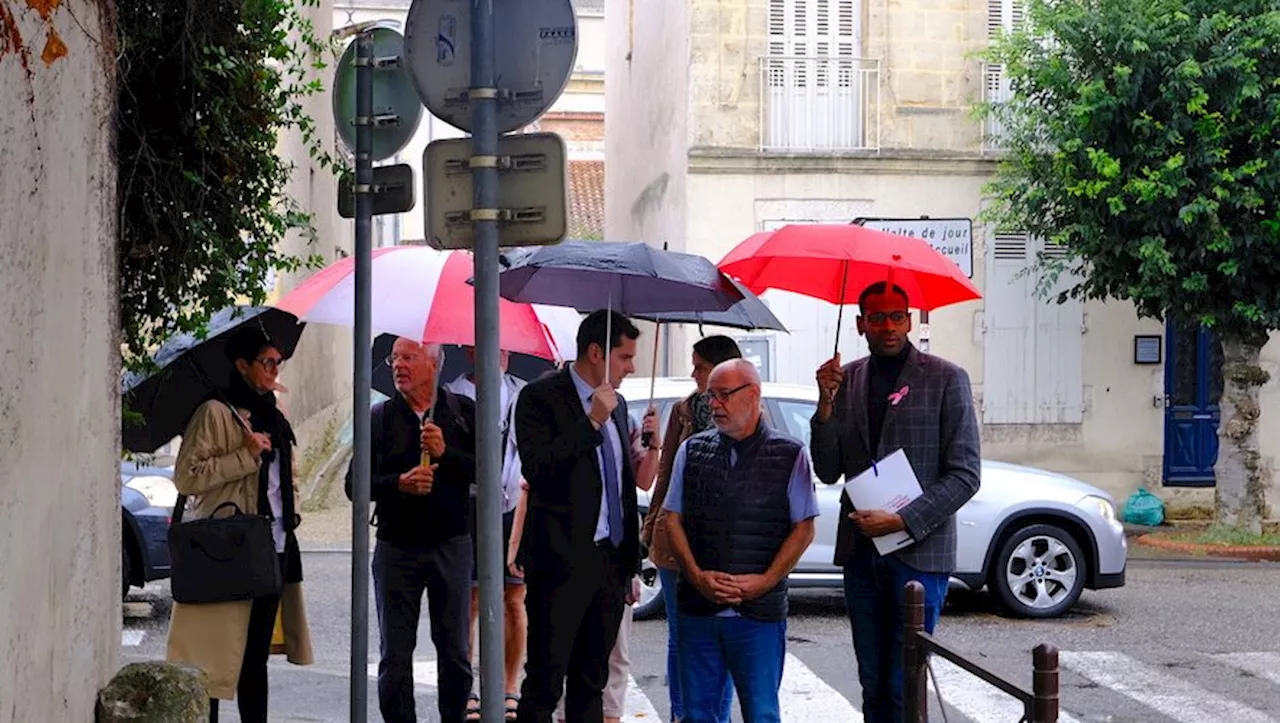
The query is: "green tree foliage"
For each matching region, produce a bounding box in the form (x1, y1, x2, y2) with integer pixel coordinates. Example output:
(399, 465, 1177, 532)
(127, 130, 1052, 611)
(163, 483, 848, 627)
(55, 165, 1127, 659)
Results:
(116, 0, 337, 367)
(981, 0, 1280, 528)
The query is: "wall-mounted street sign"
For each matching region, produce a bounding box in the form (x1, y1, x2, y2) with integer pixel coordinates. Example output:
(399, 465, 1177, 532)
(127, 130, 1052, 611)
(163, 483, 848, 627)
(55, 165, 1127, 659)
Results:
(402, 0, 578, 134)
(338, 164, 416, 219)
(424, 132, 568, 249)
(332, 24, 423, 162)
(853, 216, 975, 278)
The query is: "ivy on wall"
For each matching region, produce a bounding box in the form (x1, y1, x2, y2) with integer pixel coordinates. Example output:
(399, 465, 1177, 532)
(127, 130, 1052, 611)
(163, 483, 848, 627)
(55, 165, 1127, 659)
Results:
(116, 0, 340, 367)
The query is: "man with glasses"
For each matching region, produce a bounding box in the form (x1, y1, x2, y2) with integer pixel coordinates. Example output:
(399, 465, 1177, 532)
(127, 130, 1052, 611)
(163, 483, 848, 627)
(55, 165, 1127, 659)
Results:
(810, 281, 981, 723)
(662, 358, 819, 723)
(346, 337, 477, 723)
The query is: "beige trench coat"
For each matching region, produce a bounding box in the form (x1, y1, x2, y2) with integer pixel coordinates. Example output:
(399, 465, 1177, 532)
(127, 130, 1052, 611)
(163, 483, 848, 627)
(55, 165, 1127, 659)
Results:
(165, 400, 314, 699)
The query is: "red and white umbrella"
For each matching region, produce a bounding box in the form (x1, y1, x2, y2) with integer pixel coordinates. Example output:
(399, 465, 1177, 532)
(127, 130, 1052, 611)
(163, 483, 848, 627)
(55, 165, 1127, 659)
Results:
(276, 246, 580, 361)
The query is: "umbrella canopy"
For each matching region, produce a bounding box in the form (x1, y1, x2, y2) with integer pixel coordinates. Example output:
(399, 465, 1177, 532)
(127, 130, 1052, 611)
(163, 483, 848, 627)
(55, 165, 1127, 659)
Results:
(121, 306, 305, 454)
(495, 241, 744, 314)
(276, 246, 580, 360)
(718, 225, 982, 311)
(628, 276, 788, 332)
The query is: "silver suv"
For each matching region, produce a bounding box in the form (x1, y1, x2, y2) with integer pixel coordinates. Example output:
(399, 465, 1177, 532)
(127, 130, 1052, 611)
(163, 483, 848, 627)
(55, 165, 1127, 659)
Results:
(618, 377, 1128, 619)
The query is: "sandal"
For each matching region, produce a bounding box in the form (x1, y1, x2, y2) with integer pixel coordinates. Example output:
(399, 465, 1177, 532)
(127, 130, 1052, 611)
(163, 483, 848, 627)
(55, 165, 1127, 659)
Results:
(465, 693, 481, 722)
(505, 693, 520, 721)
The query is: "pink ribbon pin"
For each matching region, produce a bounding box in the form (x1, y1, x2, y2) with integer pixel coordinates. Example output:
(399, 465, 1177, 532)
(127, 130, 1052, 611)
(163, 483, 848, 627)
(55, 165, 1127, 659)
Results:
(888, 385, 910, 406)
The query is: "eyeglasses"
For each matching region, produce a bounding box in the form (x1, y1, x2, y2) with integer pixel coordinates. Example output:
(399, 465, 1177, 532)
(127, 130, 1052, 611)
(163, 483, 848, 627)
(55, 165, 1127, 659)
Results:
(255, 357, 285, 372)
(863, 311, 909, 326)
(706, 384, 751, 404)
(385, 352, 439, 367)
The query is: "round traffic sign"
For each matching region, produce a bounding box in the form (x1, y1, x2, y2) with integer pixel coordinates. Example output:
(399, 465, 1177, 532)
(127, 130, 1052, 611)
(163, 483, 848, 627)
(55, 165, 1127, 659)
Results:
(403, 0, 578, 134)
(332, 25, 424, 162)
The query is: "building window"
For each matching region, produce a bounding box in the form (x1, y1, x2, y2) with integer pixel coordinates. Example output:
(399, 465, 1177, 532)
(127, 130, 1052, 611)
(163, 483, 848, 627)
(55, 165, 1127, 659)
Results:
(762, 0, 876, 151)
(982, 233, 1085, 424)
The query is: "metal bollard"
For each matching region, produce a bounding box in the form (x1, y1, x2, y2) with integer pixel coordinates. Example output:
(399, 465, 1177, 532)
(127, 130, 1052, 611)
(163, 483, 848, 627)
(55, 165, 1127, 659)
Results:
(903, 580, 928, 722)
(1032, 644, 1060, 722)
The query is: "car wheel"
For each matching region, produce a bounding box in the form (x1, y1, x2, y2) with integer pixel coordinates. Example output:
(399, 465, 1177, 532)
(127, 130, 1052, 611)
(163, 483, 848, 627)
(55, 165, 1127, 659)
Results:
(633, 555, 665, 619)
(990, 523, 1086, 618)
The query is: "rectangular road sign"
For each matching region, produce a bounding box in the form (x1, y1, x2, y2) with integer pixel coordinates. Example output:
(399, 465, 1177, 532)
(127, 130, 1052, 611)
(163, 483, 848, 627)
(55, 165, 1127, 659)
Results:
(338, 164, 416, 219)
(853, 216, 974, 278)
(424, 132, 568, 249)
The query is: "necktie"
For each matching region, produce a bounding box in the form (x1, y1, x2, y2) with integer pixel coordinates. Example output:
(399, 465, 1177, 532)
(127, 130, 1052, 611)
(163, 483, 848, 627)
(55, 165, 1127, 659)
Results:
(599, 414, 624, 548)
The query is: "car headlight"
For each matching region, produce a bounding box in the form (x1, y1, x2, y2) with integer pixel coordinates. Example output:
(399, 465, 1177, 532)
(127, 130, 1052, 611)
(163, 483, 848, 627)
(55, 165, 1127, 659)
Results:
(126, 475, 179, 509)
(1081, 495, 1116, 523)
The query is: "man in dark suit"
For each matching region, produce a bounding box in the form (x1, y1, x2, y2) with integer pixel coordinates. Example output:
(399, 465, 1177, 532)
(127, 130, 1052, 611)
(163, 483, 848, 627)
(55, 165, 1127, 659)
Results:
(513, 310, 662, 723)
(809, 282, 981, 723)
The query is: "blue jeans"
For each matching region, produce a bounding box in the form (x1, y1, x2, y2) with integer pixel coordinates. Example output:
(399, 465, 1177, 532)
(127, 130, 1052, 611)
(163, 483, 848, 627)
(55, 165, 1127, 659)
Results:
(843, 542, 948, 723)
(660, 568, 734, 722)
(676, 613, 784, 723)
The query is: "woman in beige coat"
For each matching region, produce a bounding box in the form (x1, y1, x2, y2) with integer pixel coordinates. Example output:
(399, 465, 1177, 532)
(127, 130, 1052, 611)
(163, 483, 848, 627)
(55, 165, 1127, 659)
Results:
(167, 327, 313, 722)
(640, 335, 741, 723)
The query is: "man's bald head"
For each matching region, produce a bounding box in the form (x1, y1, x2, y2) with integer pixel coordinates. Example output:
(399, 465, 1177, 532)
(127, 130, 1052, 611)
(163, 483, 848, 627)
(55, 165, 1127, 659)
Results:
(707, 358, 763, 440)
(708, 358, 761, 389)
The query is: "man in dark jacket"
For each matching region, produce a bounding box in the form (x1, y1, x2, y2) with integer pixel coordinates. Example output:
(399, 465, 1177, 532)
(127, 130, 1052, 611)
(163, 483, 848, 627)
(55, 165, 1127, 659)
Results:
(346, 337, 477, 723)
(810, 282, 981, 723)
(663, 358, 819, 723)
(513, 310, 662, 723)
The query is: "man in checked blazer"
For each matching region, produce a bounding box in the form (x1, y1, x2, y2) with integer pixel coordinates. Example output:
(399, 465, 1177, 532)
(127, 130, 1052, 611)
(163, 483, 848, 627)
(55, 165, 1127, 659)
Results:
(809, 281, 981, 723)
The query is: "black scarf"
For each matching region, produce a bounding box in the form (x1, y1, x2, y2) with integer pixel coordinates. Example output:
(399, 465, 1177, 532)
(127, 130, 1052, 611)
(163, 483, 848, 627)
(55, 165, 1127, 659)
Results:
(214, 372, 304, 583)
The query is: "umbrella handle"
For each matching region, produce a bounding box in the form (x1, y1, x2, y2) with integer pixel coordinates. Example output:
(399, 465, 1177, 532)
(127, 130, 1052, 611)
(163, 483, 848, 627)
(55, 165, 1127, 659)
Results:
(833, 259, 849, 359)
(643, 322, 661, 448)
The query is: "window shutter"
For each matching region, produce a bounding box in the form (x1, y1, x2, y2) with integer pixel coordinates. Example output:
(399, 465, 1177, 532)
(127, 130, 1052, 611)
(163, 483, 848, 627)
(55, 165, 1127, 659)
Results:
(987, 0, 1025, 37)
(1032, 238, 1084, 423)
(984, 233, 1035, 423)
(983, 233, 1085, 424)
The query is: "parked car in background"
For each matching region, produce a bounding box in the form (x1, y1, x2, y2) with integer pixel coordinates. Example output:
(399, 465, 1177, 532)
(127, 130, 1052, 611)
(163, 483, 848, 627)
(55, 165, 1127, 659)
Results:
(120, 462, 177, 599)
(619, 377, 1128, 620)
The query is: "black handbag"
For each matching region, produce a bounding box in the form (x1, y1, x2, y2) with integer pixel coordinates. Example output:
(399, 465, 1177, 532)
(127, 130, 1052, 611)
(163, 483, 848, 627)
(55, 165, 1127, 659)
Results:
(168, 498, 282, 604)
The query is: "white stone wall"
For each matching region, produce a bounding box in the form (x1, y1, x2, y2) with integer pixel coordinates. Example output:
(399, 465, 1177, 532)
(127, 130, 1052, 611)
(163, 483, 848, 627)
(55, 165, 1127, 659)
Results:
(0, 1, 120, 720)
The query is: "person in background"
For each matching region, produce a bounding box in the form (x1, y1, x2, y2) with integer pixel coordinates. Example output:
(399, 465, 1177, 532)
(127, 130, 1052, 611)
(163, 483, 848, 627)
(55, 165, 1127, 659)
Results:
(167, 326, 313, 723)
(642, 335, 743, 722)
(444, 346, 529, 722)
(810, 282, 981, 723)
(347, 338, 477, 723)
(513, 310, 661, 723)
(664, 359, 819, 723)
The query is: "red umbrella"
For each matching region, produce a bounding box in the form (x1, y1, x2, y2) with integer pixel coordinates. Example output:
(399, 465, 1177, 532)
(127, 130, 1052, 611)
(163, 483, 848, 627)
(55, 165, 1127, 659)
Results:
(718, 224, 982, 352)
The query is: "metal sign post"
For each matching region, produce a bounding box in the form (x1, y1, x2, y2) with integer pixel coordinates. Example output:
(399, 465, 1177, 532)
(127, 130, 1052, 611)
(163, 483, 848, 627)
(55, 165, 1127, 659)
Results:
(468, 2, 505, 721)
(350, 30, 374, 723)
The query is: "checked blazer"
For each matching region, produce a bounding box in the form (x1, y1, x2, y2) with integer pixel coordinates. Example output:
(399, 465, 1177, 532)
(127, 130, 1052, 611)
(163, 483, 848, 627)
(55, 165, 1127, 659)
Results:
(809, 345, 981, 573)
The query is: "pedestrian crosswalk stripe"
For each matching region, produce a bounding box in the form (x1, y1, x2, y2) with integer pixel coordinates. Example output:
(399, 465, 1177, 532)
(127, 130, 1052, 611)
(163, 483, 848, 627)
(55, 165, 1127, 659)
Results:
(366, 660, 438, 689)
(1061, 651, 1279, 723)
(121, 630, 146, 647)
(928, 658, 1082, 723)
(1211, 652, 1280, 688)
(621, 674, 662, 722)
(778, 652, 862, 721)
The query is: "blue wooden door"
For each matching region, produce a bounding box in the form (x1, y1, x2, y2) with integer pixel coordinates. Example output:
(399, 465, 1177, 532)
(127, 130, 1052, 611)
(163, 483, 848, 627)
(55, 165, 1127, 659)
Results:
(1163, 321, 1223, 485)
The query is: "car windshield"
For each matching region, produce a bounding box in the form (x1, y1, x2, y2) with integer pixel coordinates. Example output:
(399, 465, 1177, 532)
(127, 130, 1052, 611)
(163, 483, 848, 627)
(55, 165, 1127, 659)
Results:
(773, 399, 816, 448)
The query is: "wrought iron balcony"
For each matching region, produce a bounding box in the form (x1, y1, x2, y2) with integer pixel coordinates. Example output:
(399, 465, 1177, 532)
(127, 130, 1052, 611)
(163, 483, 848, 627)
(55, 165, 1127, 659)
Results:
(759, 56, 880, 152)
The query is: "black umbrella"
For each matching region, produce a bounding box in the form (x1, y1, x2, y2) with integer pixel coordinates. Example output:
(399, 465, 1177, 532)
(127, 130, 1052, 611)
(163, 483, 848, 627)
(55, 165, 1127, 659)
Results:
(495, 241, 744, 314)
(628, 276, 788, 333)
(121, 306, 306, 453)
(370, 334, 557, 399)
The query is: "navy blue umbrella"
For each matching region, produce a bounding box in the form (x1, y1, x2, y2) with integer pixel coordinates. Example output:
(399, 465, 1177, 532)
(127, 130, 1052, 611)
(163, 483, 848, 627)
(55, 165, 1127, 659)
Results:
(121, 306, 306, 453)
(628, 276, 788, 333)
(495, 241, 744, 314)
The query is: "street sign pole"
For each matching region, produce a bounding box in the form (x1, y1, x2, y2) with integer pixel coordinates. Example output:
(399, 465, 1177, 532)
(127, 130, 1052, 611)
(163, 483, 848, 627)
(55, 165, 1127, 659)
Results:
(350, 30, 374, 723)
(469, 2, 506, 722)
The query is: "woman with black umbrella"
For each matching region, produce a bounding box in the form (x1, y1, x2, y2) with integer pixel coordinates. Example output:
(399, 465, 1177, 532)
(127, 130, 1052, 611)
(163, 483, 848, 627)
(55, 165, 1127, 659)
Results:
(165, 326, 313, 722)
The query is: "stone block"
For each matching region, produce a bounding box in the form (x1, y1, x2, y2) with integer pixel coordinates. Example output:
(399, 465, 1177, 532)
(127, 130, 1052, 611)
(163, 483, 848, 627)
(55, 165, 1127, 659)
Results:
(892, 70, 944, 106)
(96, 662, 209, 723)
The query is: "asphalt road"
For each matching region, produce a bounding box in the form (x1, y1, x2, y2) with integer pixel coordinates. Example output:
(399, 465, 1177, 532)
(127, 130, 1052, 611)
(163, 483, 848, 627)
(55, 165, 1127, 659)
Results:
(123, 554, 1280, 722)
